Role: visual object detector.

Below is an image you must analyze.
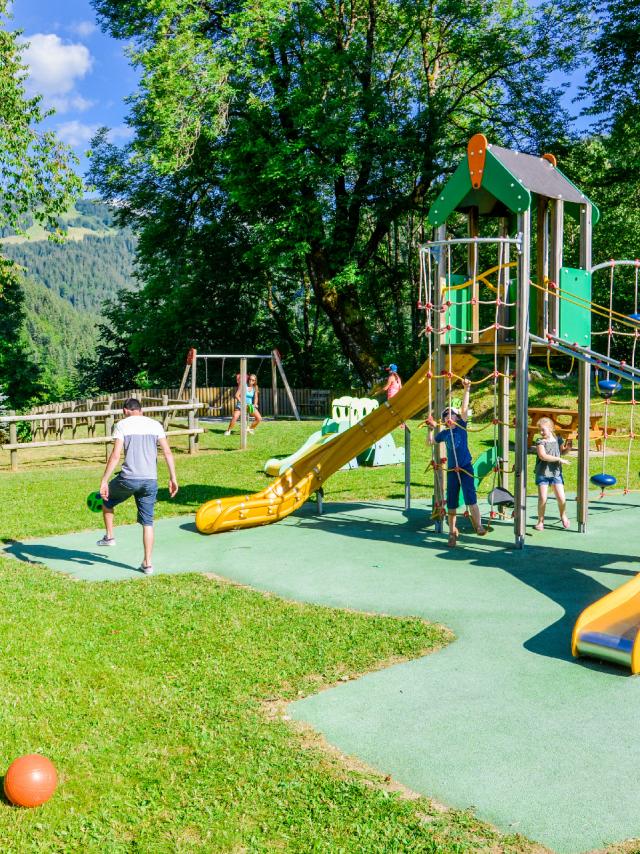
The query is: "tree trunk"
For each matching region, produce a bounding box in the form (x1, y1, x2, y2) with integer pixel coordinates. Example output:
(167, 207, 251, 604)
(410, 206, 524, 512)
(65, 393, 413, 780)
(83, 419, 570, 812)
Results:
(310, 272, 380, 385)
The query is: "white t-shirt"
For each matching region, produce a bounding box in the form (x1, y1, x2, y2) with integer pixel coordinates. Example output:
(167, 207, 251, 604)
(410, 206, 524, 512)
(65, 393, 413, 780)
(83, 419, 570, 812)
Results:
(112, 415, 166, 480)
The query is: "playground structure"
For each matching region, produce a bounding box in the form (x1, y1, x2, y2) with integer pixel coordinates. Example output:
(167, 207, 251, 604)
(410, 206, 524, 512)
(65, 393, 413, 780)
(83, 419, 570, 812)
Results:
(193, 134, 640, 675)
(263, 396, 405, 477)
(195, 134, 609, 542)
(420, 134, 606, 547)
(178, 348, 300, 449)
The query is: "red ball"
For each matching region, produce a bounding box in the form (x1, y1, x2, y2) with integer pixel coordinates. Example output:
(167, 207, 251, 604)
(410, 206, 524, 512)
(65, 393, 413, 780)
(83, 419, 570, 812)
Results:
(4, 754, 57, 807)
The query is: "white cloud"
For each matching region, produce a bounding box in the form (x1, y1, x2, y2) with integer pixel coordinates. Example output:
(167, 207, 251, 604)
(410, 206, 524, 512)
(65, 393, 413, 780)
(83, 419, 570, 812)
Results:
(57, 121, 134, 149)
(21, 33, 92, 99)
(50, 94, 95, 114)
(108, 125, 134, 142)
(69, 21, 98, 38)
(56, 120, 98, 147)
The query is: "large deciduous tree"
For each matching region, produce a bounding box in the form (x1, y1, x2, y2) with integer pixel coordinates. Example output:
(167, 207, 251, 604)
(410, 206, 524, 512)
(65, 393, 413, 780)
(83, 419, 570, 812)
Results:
(91, 0, 589, 383)
(0, 2, 83, 406)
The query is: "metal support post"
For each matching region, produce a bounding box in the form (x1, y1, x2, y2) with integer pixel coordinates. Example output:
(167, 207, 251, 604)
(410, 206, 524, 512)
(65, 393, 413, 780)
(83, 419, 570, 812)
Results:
(468, 208, 480, 343)
(190, 349, 197, 401)
(499, 356, 510, 491)
(577, 203, 592, 532)
(514, 211, 531, 548)
(433, 225, 447, 532)
(404, 426, 411, 511)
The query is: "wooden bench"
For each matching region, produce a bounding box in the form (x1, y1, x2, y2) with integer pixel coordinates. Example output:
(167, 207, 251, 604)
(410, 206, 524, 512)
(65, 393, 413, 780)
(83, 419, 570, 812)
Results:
(527, 407, 615, 451)
(298, 390, 331, 416)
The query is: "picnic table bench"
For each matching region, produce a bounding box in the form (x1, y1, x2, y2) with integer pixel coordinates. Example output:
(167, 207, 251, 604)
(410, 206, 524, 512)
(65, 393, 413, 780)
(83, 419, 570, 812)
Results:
(527, 407, 615, 451)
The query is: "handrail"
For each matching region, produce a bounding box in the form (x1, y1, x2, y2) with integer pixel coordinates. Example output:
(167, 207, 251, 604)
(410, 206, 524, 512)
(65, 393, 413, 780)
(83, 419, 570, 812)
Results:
(0, 402, 203, 424)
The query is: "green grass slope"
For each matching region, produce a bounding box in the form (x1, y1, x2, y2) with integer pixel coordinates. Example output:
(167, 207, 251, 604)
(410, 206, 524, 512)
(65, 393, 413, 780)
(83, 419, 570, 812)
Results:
(0, 436, 544, 853)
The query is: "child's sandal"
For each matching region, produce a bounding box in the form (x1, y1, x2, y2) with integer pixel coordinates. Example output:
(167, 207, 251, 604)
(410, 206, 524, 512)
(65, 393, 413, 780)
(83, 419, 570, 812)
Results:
(447, 532, 458, 548)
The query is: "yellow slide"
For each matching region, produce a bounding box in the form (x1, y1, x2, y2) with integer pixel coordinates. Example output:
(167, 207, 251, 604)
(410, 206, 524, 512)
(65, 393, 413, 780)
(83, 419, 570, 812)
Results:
(572, 575, 640, 674)
(195, 348, 480, 535)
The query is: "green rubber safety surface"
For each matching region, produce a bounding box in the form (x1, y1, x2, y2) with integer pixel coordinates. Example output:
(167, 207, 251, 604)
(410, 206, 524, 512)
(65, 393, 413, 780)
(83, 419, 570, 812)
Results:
(6, 495, 640, 852)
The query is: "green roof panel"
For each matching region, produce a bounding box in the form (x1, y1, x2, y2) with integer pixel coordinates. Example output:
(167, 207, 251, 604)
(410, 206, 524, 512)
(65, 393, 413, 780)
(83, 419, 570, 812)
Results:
(427, 147, 532, 226)
(427, 159, 473, 227)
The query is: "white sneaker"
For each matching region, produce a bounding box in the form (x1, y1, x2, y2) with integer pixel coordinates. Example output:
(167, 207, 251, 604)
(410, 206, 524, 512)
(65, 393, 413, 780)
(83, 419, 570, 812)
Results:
(224, 430, 232, 436)
(96, 535, 116, 547)
(140, 563, 153, 575)
(248, 428, 255, 434)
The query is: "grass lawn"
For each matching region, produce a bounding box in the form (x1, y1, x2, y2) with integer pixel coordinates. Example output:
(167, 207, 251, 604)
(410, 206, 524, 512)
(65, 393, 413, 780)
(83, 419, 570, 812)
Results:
(0, 372, 635, 851)
(0, 422, 549, 852)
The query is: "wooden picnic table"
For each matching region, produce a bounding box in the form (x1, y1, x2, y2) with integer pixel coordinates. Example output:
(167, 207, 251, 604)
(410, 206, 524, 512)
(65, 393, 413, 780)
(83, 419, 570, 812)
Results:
(527, 406, 614, 451)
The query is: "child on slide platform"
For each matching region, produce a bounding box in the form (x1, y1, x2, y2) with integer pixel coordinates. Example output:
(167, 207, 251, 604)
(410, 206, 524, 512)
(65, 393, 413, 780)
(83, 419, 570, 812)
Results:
(426, 378, 487, 547)
(534, 416, 571, 531)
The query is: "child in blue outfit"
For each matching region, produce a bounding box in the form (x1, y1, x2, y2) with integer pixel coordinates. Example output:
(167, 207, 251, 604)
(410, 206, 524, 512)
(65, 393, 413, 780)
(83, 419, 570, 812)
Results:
(427, 378, 487, 547)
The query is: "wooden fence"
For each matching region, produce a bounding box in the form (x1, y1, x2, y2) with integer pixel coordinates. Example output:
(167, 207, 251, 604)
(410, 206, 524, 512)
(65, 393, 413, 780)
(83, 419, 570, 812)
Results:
(0, 398, 203, 472)
(27, 387, 336, 420)
(0, 386, 341, 470)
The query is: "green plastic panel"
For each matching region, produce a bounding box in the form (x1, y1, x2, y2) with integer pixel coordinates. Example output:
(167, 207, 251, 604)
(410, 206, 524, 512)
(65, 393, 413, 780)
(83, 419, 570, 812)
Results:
(559, 267, 591, 348)
(456, 445, 498, 508)
(427, 160, 473, 226)
(444, 275, 471, 344)
(481, 151, 532, 215)
(427, 148, 532, 226)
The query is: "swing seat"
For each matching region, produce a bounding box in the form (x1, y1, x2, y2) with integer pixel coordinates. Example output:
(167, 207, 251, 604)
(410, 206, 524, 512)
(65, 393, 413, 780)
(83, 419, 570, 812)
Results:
(487, 486, 514, 508)
(591, 473, 616, 488)
(598, 379, 621, 397)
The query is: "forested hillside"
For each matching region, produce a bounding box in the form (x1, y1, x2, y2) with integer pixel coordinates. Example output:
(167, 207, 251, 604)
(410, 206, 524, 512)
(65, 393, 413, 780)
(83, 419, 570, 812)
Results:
(1, 200, 137, 312)
(21, 278, 98, 398)
(0, 199, 137, 404)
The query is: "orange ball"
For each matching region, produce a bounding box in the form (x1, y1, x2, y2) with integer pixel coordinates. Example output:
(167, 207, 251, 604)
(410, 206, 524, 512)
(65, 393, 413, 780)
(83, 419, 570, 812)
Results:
(4, 754, 57, 807)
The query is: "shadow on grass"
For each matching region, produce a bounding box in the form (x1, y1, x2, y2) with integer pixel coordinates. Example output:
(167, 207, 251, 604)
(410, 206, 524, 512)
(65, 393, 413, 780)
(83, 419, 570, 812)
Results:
(3, 541, 143, 574)
(156, 484, 265, 506)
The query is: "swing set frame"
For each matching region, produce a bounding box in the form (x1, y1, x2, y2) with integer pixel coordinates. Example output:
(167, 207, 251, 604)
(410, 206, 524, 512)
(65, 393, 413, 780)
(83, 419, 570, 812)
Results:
(177, 348, 300, 450)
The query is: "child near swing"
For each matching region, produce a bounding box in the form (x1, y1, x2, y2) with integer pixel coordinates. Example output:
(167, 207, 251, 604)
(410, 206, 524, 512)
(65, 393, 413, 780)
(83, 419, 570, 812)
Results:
(426, 378, 487, 547)
(533, 416, 570, 530)
(224, 373, 262, 435)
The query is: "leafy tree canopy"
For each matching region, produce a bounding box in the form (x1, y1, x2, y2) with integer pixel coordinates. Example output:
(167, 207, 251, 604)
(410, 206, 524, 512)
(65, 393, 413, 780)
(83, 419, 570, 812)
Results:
(90, 0, 591, 383)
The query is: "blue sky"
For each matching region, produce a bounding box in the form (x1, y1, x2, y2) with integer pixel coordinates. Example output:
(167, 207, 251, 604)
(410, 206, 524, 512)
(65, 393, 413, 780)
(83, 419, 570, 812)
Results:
(5, 0, 138, 178)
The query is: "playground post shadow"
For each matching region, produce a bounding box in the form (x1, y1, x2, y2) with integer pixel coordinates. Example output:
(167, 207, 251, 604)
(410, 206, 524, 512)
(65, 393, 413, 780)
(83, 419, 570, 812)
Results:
(289, 496, 640, 668)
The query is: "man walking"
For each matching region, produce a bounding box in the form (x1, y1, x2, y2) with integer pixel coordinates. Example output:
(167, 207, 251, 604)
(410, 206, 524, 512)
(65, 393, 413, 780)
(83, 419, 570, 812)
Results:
(97, 398, 179, 574)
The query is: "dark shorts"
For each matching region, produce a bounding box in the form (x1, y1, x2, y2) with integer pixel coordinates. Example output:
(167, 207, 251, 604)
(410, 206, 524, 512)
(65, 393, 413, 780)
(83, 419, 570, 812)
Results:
(535, 474, 564, 486)
(447, 466, 477, 510)
(103, 474, 158, 526)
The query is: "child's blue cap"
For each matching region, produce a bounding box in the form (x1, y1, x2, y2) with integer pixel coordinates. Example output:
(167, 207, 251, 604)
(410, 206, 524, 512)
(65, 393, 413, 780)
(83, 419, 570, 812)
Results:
(387, 363, 398, 372)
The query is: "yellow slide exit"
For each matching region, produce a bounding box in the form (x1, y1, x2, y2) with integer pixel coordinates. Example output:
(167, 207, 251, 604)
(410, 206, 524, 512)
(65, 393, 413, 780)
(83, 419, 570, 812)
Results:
(572, 575, 640, 674)
(195, 347, 479, 535)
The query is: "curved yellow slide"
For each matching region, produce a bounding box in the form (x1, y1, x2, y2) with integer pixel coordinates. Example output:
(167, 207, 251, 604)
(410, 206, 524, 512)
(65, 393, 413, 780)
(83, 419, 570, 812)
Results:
(195, 348, 479, 535)
(572, 575, 640, 674)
